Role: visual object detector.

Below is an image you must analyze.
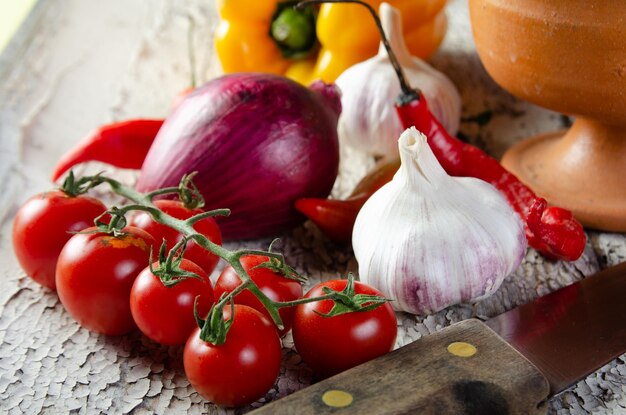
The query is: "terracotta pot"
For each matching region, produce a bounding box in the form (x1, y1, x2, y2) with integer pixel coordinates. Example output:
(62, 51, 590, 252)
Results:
(469, 0, 626, 232)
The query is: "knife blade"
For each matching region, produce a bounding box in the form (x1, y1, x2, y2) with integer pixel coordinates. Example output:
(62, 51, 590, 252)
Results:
(249, 262, 626, 415)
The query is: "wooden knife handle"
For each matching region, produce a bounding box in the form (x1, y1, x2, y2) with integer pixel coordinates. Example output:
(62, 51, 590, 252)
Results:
(251, 319, 549, 415)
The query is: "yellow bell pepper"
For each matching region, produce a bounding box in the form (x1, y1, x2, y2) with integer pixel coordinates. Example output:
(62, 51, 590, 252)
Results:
(215, 0, 448, 85)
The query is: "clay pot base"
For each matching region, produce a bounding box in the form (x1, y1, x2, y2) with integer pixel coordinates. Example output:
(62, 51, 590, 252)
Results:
(502, 120, 626, 232)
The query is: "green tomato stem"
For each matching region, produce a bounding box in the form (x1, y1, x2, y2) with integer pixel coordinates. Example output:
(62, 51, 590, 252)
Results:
(144, 186, 182, 199)
(274, 292, 338, 308)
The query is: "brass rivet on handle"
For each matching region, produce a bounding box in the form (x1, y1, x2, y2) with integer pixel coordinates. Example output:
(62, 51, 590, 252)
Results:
(322, 390, 354, 408)
(447, 341, 477, 357)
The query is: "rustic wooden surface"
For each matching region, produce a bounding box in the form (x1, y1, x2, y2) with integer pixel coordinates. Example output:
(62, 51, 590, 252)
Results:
(0, 1, 624, 414)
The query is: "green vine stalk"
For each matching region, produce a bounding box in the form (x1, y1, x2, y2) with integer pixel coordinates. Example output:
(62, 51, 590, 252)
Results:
(67, 172, 390, 345)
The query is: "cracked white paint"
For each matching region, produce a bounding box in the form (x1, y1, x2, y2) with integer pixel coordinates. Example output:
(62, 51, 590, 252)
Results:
(0, 0, 624, 414)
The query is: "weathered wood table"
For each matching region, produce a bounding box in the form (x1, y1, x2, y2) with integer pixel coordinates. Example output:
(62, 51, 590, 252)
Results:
(1, 1, 624, 414)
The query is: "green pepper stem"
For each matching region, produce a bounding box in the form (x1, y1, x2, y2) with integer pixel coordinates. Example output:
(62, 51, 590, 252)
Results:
(271, 1, 318, 58)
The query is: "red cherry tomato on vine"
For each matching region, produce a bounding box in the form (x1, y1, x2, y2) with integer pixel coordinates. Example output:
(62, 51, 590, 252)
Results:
(214, 255, 303, 336)
(292, 279, 397, 379)
(129, 199, 222, 275)
(130, 258, 214, 345)
(184, 304, 282, 407)
(12, 191, 107, 290)
(56, 226, 155, 335)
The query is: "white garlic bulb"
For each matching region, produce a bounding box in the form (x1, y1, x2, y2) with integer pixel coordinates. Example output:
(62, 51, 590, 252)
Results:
(352, 127, 527, 315)
(336, 3, 461, 158)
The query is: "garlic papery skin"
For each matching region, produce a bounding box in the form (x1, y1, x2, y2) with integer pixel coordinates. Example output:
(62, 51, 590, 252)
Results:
(352, 127, 527, 315)
(336, 3, 461, 158)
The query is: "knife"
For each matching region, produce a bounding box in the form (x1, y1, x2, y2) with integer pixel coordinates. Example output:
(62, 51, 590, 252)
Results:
(250, 262, 626, 415)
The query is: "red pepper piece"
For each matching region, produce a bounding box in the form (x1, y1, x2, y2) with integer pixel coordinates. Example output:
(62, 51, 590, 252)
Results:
(295, 198, 364, 243)
(51, 119, 164, 182)
(526, 199, 587, 261)
(395, 97, 586, 261)
(295, 158, 400, 243)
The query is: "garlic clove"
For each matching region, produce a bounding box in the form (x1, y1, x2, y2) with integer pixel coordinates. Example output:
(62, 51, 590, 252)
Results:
(353, 127, 527, 315)
(336, 3, 461, 158)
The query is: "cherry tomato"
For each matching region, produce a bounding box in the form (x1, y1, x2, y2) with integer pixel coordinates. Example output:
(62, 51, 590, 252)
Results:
(214, 255, 303, 336)
(12, 191, 107, 290)
(292, 279, 397, 378)
(184, 304, 282, 407)
(56, 226, 155, 335)
(129, 199, 222, 275)
(130, 259, 214, 345)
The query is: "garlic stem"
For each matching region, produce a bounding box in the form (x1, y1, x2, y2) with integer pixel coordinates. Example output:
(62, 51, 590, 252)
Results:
(378, 3, 411, 67)
(398, 127, 448, 187)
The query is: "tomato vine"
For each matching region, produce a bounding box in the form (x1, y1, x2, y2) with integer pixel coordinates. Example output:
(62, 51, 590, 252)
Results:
(68, 171, 392, 345)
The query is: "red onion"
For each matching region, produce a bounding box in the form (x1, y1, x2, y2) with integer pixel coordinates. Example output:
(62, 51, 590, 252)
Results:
(136, 73, 341, 240)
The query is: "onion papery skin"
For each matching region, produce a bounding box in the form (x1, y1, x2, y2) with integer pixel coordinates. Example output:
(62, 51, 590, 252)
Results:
(137, 73, 341, 240)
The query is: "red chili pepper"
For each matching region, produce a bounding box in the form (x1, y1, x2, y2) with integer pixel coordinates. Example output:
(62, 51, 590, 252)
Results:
(395, 96, 586, 261)
(295, 158, 400, 242)
(51, 119, 164, 182)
